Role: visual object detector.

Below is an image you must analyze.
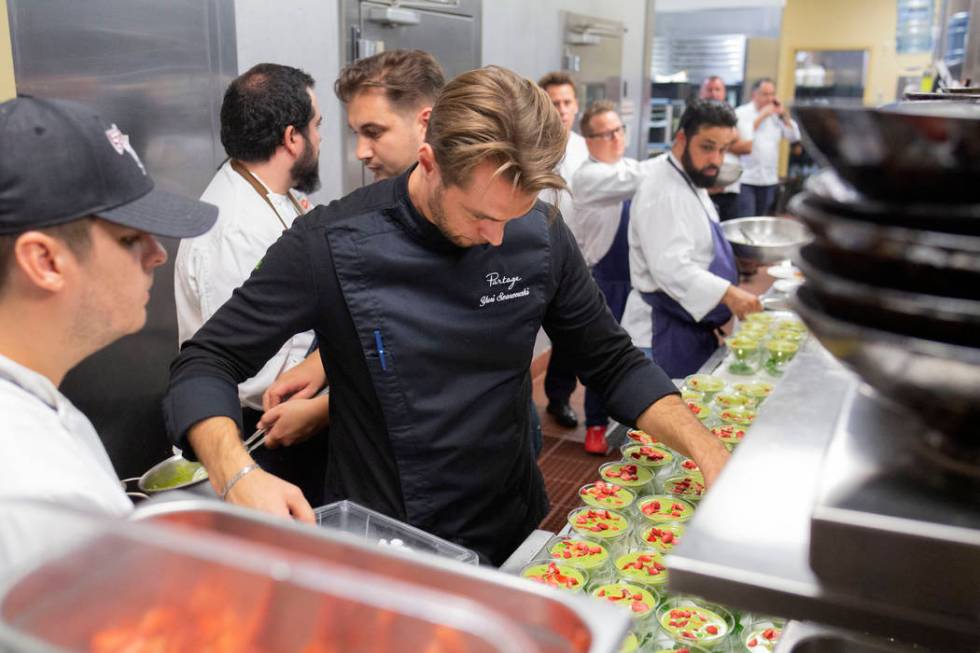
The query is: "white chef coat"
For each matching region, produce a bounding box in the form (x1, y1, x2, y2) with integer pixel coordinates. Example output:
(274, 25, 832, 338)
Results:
(621, 153, 732, 348)
(542, 130, 591, 249)
(175, 161, 315, 410)
(0, 353, 132, 568)
(735, 102, 801, 187)
(569, 156, 657, 267)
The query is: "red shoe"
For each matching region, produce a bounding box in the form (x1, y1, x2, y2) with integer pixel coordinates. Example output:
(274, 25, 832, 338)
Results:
(584, 425, 608, 455)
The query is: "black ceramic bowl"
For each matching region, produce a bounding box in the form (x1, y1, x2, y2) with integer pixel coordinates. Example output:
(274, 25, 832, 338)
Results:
(793, 103, 980, 204)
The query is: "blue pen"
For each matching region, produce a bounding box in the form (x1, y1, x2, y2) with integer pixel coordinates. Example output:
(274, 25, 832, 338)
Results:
(373, 329, 387, 371)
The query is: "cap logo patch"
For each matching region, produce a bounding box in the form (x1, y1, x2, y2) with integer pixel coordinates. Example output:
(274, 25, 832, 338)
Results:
(105, 124, 147, 175)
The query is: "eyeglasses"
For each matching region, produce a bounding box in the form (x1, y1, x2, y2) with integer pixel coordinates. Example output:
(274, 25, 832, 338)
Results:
(585, 125, 626, 141)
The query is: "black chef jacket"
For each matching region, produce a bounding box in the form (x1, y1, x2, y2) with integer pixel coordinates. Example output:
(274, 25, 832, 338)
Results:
(164, 168, 678, 564)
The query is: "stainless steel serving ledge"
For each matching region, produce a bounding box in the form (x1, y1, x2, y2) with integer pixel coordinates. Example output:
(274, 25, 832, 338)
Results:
(666, 337, 980, 651)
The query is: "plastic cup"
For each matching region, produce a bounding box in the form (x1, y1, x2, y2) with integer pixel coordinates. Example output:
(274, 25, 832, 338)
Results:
(660, 472, 706, 503)
(656, 596, 737, 650)
(683, 374, 726, 400)
(633, 522, 685, 554)
(718, 405, 757, 427)
(592, 582, 659, 626)
(579, 481, 636, 511)
(685, 399, 715, 424)
(743, 616, 786, 652)
(567, 507, 631, 555)
(726, 337, 760, 375)
(626, 428, 660, 446)
(731, 381, 774, 407)
(620, 443, 675, 472)
(711, 423, 749, 451)
(764, 339, 799, 377)
(545, 535, 614, 586)
(713, 391, 752, 410)
(520, 560, 587, 592)
(614, 549, 670, 592)
(636, 495, 696, 524)
(599, 462, 655, 495)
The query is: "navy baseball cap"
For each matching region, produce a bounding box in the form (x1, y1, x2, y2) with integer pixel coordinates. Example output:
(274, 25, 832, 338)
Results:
(0, 96, 217, 237)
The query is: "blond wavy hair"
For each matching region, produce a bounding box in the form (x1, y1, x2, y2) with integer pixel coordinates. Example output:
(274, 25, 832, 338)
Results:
(425, 66, 568, 196)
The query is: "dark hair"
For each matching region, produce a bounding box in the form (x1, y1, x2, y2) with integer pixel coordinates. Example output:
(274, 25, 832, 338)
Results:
(752, 77, 776, 92)
(0, 218, 93, 294)
(220, 63, 315, 163)
(676, 98, 737, 140)
(334, 50, 445, 111)
(579, 99, 617, 136)
(537, 71, 577, 94)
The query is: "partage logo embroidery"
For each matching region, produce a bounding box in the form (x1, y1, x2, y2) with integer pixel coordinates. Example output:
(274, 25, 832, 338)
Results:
(479, 272, 530, 308)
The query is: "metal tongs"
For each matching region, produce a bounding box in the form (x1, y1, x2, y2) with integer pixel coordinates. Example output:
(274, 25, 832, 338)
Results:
(243, 426, 267, 454)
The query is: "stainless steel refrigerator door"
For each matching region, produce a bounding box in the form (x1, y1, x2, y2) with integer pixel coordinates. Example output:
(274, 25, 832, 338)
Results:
(341, 0, 482, 194)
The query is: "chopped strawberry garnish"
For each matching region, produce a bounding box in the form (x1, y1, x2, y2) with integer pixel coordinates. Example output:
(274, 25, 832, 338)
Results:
(706, 625, 718, 635)
(763, 628, 776, 640)
(747, 638, 758, 647)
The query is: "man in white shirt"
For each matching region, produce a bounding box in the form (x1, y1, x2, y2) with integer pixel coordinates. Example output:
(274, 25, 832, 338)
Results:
(734, 78, 801, 217)
(699, 76, 752, 222)
(622, 99, 762, 377)
(0, 97, 216, 567)
(537, 71, 590, 431)
(174, 63, 326, 499)
(569, 100, 657, 453)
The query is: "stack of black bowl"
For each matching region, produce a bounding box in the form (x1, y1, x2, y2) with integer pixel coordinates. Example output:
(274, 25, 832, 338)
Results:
(788, 102, 980, 463)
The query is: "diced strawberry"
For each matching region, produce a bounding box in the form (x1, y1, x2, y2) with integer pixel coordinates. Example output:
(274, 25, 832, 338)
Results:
(597, 589, 606, 597)
(632, 593, 643, 601)
(747, 638, 758, 647)
(681, 631, 695, 640)
(763, 628, 776, 640)
(589, 546, 601, 554)
(661, 532, 674, 543)
(706, 625, 718, 635)
(631, 601, 648, 612)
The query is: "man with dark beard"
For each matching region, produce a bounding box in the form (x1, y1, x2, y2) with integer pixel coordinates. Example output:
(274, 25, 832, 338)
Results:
(174, 63, 327, 501)
(621, 99, 762, 377)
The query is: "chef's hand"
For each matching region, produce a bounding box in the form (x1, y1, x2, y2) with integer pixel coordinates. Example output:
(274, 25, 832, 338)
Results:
(636, 395, 730, 488)
(264, 350, 327, 410)
(226, 467, 316, 524)
(722, 285, 763, 320)
(188, 416, 316, 524)
(259, 395, 330, 448)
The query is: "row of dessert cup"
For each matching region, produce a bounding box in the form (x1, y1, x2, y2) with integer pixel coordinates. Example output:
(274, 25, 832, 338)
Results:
(518, 558, 784, 653)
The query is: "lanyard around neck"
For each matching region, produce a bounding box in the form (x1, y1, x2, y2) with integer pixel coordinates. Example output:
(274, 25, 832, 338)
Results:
(667, 156, 716, 224)
(230, 159, 306, 231)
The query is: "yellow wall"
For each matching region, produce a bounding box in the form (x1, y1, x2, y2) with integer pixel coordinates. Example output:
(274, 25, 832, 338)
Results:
(0, 0, 14, 101)
(778, 0, 933, 107)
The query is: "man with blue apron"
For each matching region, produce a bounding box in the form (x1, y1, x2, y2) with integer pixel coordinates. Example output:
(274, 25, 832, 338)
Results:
(567, 100, 660, 453)
(621, 99, 763, 379)
(165, 69, 732, 565)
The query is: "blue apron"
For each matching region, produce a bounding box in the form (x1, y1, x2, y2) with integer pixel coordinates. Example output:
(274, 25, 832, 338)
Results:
(591, 199, 632, 321)
(641, 158, 738, 378)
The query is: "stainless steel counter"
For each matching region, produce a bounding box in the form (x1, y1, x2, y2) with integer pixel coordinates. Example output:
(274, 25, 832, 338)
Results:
(667, 337, 980, 650)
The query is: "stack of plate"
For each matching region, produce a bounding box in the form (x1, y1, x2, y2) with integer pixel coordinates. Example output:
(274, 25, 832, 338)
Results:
(789, 103, 980, 459)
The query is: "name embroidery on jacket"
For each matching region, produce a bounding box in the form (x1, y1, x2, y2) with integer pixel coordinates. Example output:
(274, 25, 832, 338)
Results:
(480, 272, 530, 308)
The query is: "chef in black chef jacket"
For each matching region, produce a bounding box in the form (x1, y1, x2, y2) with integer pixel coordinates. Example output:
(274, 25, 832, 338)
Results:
(164, 66, 730, 565)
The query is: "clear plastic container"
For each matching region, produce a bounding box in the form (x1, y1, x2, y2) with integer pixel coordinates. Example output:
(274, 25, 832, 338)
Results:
(591, 582, 659, 626)
(660, 472, 706, 503)
(763, 339, 800, 377)
(613, 550, 669, 592)
(544, 535, 614, 584)
(599, 462, 656, 495)
(579, 481, 637, 511)
(712, 391, 752, 410)
(656, 596, 737, 650)
(636, 495, 696, 524)
(726, 337, 761, 376)
(682, 374, 726, 400)
(315, 500, 479, 564)
(620, 443, 675, 472)
(731, 381, 774, 407)
(743, 616, 786, 652)
(626, 428, 660, 446)
(567, 507, 631, 555)
(717, 405, 757, 428)
(519, 560, 588, 593)
(711, 423, 749, 451)
(632, 522, 686, 555)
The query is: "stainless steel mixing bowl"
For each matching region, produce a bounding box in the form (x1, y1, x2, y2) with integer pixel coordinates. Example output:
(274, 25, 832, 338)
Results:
(721, 216, 812, 263)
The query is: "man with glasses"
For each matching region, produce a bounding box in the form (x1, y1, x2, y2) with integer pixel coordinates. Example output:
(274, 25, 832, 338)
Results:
(621, 99, 762, 377)
(568, 100, 656, 453)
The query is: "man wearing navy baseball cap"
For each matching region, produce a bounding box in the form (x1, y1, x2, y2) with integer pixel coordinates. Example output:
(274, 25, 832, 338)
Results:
(0, 96, 217, 567)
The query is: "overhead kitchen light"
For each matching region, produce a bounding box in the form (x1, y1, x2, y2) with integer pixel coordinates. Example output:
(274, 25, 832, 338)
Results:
(366, 7, 421, 26)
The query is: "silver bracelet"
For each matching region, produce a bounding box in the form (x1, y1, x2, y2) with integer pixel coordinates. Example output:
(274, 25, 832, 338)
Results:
(219, 463, 258, 500)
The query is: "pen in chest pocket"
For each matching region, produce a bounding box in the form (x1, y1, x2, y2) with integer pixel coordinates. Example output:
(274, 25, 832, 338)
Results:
(373, 329, 387, 371)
